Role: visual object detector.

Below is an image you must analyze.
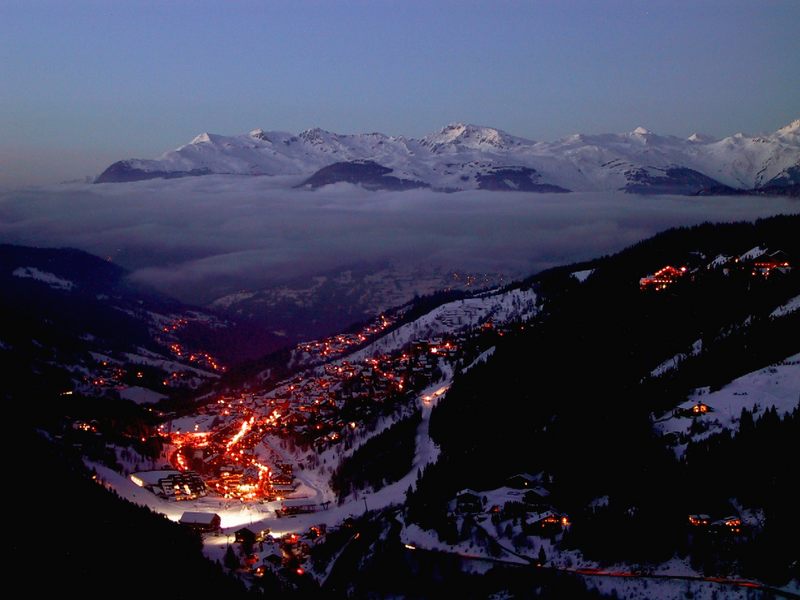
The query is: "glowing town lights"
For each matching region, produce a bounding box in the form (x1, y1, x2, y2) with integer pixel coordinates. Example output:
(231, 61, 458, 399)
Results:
(159, 304, 505, 503)
(175, 451, 189, 471)
(225, 417, 253, 451)
(639, 264, 689, 291)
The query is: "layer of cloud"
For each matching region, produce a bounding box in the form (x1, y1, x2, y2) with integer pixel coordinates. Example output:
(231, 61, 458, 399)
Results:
(1, 176, 797, 304)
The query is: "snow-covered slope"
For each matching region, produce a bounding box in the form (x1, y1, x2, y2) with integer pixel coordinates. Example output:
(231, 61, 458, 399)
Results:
(655, 353, 800, 452)
(348, 287, 537, 361)
(95, 120, 800, 194)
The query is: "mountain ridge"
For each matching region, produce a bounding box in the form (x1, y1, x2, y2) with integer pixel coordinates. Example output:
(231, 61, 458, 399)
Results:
(95, 120, 800, 195)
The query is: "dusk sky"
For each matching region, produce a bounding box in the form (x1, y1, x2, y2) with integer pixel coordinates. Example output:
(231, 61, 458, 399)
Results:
(1, 0, 798, 188)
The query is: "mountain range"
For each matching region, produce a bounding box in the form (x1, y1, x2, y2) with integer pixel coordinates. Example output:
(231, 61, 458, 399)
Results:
(96, 120, 800, 195)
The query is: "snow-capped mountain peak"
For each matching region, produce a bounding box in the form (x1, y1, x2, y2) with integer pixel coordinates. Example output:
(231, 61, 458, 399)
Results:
(687, 132, 716, 143)
(775, 119, 800, 137)
(299, 127, 336, 141)
(421, 123, 531, 151)
(190, 132, 214, 145)
(94, 119, 800, 194)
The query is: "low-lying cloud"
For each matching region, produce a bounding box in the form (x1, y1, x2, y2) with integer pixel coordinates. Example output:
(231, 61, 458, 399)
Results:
(1, 176, 797, 304)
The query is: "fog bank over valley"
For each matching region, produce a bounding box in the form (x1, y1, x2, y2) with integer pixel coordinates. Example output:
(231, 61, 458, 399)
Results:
(1, 177, 797, 322)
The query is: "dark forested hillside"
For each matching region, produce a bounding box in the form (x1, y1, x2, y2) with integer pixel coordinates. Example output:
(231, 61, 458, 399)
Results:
(331, 410, 421, 500)
(13, 430, 253, 598)
(408, 215, 800, 582)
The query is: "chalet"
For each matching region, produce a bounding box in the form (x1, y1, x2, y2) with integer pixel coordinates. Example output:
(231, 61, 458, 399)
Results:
(711, 515, 743, 535)
(235, 527, 257, 546)
(243, 553, 260, 567)
(262, 549, 284, 568)
(455, 489, 485, 514)
(73, 419, 98, 433)
(523, 488, 551, 510)
(254, 565, 268, 578)
(160, 471, 207, 501)
(526, 511, 569, 535)
(506, 473, 538, 489)
(500, 500, 528, 520)
(179, 511, 221, 532)
(307, 524, 326, 539)
(691, 402, 712, 416)
(271, 483, 298, 495)
(277, 499, 318, 517)
(130, 470, 207, 501)
(752, 250, 791, 278)
(639, 265, 688, 291)
(688, 514, 711, 527)
(707, 254, 735, 274)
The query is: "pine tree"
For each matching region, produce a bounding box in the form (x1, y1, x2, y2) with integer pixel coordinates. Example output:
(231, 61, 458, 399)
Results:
(223, 545, 239, 571)
(739, 407, 755, 434)
(538, 545, 547, 566)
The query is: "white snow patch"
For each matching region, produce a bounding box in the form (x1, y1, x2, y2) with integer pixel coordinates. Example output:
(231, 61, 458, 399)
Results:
(571, 269, 594, 283)
(400, 521, 528, 565)
(651, 339, 703, 377)
(168, 413, 219, 434)
(739, 246, 766, 261)
(707, 254, 731, 268)
(771, 294, 800, 318)
(585, 576, 755, 600)
(119, 386, 168, 405)
(12, 266, 75, 290)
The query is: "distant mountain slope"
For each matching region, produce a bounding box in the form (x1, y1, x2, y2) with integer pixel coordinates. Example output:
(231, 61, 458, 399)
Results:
(0, 244, 284, 404)
(96, 120, 800, 195)
(296, 159, 429, 191)
(208, 263, 512, 344)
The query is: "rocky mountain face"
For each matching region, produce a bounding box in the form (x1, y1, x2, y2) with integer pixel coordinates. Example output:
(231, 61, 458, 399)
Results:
(95, 120, 800, 195)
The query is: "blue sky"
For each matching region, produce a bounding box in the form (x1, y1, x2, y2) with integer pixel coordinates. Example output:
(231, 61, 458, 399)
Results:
(1, 0, 798, 187)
